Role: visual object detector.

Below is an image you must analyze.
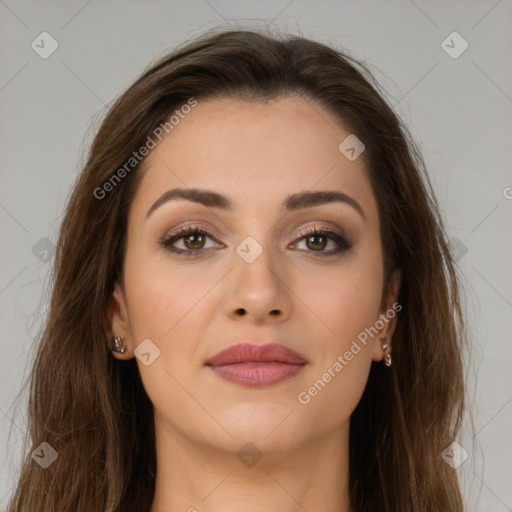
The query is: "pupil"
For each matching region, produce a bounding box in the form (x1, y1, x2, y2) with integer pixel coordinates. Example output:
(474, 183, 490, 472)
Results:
(186, 234, 203, 249)
(308, 235, 325, 251)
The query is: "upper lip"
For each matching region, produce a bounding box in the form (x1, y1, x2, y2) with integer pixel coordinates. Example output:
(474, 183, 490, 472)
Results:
(205, 343, 307, 366)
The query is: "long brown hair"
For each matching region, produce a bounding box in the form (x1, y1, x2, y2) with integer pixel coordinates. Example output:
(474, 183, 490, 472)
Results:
(7, 28, 468, 511)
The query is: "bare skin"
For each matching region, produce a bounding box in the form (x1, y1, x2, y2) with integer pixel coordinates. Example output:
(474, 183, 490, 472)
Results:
(107, 96, 400, 512)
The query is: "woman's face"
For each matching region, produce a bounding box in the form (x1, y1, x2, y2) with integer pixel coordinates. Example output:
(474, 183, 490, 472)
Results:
(108, 96, 399, 455)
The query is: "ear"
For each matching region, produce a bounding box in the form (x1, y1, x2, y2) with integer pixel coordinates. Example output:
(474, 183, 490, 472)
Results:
(372, 269, 402, 362)
(105, 282, 134, 360)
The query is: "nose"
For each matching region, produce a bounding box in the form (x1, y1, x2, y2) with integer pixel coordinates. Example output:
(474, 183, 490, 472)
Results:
(223, 240, 293, 324)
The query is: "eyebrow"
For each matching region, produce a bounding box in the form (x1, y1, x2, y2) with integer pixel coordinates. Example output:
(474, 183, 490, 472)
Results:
(146, 187, 365, 220)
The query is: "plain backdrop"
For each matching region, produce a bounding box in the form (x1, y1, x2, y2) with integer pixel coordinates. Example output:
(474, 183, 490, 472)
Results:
(1, 1, 511, 510)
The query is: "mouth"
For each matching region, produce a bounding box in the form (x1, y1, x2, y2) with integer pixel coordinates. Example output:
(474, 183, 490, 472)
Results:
(205, 342, 307, 388)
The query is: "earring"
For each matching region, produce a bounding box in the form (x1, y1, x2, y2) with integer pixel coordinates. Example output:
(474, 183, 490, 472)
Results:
(381, 337, 392, 367)
(111, 336, 126, 354)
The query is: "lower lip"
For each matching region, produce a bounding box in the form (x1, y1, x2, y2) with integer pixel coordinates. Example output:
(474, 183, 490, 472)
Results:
(207, 362, 305, 387)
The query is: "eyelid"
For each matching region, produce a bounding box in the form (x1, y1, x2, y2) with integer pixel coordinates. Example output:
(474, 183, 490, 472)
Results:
(292, 222, 342, 240)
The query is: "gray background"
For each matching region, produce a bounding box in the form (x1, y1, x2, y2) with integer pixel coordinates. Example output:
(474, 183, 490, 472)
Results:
(1, 1, 511, 510)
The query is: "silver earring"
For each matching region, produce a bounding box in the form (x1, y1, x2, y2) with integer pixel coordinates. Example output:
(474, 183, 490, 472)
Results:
(111, 336, 126, 354)
(381, 337, 392, 367)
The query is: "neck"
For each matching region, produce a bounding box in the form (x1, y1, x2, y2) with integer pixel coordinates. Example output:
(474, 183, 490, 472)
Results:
(149, 415, 353, 512)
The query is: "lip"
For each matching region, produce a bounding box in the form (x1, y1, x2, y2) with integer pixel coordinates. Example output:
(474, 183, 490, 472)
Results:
(205, 343, 307, 388)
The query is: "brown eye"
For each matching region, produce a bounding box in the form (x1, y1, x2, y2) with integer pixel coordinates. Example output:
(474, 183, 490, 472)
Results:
(293, 225, 352, 256)
(161, 226, 221, 257)
(183, 233, 206, 250)
(305, 234, 328, 251)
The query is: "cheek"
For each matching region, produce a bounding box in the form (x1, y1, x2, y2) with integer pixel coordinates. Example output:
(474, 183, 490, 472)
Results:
(294, 281, 379, 426)
(296, 347, 372, 431)
(121, 258, 211, 417)
(292, 254, 383, 418)
(294, 251, 384, 343)
(315, 274, 380, 333)
(119, 252, 202, 383)
(123, 247, 215, 341)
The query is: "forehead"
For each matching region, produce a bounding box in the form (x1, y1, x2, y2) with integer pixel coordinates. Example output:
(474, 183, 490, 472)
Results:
(132, 96, 377, 219)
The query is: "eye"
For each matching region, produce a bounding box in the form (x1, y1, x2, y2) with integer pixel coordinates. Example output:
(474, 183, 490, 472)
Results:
(160, 225, 221, 257)
(160, 223, 352, 258)
(292, 225, 352, 256)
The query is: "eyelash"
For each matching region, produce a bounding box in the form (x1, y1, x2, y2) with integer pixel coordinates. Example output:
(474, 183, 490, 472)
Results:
(160, 224, 352, 258)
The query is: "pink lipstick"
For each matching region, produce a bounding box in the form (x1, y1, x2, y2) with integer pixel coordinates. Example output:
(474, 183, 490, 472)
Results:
(205, 343, 307, 388)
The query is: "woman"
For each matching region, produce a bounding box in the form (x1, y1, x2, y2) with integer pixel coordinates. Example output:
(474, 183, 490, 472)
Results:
(8, 29, 467, 511)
